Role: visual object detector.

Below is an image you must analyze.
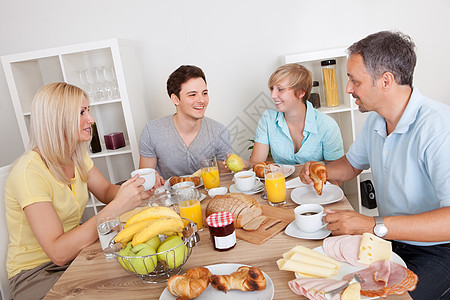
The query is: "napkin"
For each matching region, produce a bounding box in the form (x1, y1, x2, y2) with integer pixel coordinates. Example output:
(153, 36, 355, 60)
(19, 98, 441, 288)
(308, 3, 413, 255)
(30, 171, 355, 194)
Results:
(286, 177, 307, 189)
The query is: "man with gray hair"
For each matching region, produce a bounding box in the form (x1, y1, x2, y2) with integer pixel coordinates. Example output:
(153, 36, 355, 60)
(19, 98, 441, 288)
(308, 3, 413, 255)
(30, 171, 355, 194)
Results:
(300, 31, 450, 299)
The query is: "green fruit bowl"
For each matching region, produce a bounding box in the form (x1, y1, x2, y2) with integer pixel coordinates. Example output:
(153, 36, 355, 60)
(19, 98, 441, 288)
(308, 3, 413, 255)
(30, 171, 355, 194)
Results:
(110, 218, 199, 283)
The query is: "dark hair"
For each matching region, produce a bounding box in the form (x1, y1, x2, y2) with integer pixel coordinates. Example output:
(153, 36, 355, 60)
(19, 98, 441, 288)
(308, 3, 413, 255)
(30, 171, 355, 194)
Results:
(166, 65, 207, 98)
(347, 31, 416, 87)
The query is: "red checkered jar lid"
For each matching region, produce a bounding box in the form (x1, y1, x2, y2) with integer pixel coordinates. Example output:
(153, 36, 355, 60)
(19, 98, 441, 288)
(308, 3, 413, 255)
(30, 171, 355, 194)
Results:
(206, 212, 234, 227)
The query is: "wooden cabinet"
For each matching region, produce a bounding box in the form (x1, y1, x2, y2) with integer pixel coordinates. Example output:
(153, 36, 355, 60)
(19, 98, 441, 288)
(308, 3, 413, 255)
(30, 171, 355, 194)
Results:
(1, 39, 148, 220)
(283, 48, 377, 215)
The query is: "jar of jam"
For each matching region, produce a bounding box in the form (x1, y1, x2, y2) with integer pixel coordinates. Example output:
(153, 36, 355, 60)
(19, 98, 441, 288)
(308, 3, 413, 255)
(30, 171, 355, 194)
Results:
(206, 212, 236, 251)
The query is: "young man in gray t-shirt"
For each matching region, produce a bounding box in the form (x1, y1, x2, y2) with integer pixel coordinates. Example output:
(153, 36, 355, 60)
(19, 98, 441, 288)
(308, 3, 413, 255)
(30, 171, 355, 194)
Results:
(139, 65, 232, 181)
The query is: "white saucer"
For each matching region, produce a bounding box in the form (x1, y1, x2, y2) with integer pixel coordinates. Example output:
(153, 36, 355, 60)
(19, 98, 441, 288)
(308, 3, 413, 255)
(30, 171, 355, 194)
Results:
(229, 181, 264, 195)
(285, 220, 331, 240)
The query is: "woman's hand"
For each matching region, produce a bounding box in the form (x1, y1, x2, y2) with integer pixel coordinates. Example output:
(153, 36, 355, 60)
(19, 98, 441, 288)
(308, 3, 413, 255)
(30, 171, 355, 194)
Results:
(112, 175, 146, 214)
(298, 161, 317, 186)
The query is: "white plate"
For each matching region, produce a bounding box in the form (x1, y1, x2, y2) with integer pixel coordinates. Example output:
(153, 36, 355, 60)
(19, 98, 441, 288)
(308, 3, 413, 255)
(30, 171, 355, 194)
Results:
(260, 164, 295, 180)
(294, 247, 407, 300)
(164, 175, 204, 191)
(229, 181, 264, 195)
(159, 263, 274, 300)
(290, 184, 344, 205)
(285, 221, 331, 240)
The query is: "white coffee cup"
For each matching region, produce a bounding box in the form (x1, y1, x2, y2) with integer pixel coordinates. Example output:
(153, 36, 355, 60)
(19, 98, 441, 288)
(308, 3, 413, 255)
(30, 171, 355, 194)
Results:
(294, 204, 327, 233)
(234, 170, 260, 192)
(131, 168, 156, 191)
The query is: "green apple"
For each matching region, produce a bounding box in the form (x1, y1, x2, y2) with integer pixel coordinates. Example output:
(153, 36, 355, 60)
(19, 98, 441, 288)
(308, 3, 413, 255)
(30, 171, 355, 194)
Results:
(226, 154, 244, 172)
(117, 242, 133, 271)
(157, 235, 187, 269)
(131, 243, 149, 253)
(146, 235, 161, 250)
(128, 245, 157, 274)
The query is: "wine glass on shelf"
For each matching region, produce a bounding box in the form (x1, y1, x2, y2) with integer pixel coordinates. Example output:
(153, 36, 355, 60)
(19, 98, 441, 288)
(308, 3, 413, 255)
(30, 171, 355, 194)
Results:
(93, 67, 110, 101)
(78, 70, 96, 102)
(103, 65, 120, 99)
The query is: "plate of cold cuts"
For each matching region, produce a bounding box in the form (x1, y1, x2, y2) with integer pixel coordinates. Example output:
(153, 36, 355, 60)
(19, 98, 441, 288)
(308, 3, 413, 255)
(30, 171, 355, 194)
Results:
(290, 184, 344, 205)
(292, 235, 417, 299)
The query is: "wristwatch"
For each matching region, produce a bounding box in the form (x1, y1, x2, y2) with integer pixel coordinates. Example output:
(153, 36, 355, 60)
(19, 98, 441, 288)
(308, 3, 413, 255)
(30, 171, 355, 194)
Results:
(373, 216, 388, 238)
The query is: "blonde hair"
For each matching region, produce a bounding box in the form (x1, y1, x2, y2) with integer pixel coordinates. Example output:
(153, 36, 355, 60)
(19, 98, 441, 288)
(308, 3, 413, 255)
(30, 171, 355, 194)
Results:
(28, 82, 90, 184)
(268, 64, 313, 103)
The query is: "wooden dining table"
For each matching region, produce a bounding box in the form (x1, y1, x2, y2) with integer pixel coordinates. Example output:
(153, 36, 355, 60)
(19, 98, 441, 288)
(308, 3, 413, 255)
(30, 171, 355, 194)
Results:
(45, 166, 412, 300)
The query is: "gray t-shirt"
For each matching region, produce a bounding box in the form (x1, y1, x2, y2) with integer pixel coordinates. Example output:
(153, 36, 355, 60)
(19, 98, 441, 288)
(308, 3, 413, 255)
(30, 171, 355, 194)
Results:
(139, 115, 232, 179)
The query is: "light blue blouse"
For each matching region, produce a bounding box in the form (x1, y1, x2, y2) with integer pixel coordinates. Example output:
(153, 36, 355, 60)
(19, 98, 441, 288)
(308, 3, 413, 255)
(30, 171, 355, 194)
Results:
(254, 101, 344, 165)
(346, 88, 450, 246)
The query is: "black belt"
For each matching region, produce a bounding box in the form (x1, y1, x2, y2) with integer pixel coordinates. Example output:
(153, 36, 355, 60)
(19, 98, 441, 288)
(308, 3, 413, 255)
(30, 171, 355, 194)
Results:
(439, 243, 450, 248)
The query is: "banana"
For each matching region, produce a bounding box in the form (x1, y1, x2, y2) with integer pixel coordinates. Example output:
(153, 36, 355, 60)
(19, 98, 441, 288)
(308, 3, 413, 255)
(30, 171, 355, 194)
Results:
(131, 217, 185, 247)
(115, 219, 158, 244)
(125, 206, 180, 228)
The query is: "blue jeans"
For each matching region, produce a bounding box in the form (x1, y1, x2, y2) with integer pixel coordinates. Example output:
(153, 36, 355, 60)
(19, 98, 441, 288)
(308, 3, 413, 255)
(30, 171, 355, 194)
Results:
(392, 241, 450, 300)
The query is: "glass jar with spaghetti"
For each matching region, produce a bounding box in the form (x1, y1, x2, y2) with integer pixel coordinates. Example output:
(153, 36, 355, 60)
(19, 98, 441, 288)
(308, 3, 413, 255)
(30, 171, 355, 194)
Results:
(321, 59, 339, 107)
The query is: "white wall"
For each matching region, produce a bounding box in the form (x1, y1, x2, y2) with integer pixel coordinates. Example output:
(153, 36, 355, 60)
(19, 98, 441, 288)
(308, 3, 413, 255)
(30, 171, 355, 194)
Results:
(1, 0, 449, 166)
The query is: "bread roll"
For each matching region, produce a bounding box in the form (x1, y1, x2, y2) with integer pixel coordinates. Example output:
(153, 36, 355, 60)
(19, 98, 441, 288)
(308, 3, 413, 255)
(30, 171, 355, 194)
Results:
(253, 161, 273, 178)
(169, 176, 201, 186)
(309, 163, 327, 195)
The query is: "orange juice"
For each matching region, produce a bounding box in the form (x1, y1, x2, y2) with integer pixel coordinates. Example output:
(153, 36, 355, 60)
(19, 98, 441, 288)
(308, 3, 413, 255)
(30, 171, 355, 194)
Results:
(202, 167, 220, 189)
(178, 199, 203, 229)
(265, 172, 286, 204)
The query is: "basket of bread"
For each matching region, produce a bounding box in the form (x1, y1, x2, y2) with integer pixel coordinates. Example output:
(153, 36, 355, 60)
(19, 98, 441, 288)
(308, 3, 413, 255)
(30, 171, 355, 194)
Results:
(111, 206, 199, 283)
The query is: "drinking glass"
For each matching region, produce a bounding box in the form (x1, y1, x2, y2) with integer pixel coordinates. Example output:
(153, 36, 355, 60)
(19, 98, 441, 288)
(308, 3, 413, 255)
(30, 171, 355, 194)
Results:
(103, 65, 120, 99)
(200, 157, 220, 190)
(95, 209, 121, 259)
(77, 70, 96, 102)
(264, 164, 286, 206)
(177, 188, 203, 231)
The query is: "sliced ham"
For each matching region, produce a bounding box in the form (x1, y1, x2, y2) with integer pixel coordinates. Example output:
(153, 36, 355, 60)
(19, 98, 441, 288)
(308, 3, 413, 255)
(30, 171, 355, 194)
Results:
(288, 278, 347, 300)
(323, 235, 366, 267)
(343, 260, 418, 298)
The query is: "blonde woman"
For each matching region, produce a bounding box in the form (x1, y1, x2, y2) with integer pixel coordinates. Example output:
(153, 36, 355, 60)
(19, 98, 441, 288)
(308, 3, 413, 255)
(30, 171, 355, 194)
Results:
(250, 64, 344, 166)
(5, 82, 151, 299)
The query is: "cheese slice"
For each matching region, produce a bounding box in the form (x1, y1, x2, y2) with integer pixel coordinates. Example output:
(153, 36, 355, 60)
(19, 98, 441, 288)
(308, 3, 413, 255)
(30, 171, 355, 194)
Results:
(283, 246, 342, 267)
(341, 282, 361, 300)
(294, 272, 320, 279)
(277, 258, 337, 278)
(358, 232, 392, 265)
(191, 169, 202, 177)
(284, 252, 340, 269)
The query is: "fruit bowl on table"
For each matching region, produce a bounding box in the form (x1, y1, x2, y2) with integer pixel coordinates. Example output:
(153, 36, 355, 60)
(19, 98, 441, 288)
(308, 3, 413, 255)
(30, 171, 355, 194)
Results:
(110, 218, 199, 283)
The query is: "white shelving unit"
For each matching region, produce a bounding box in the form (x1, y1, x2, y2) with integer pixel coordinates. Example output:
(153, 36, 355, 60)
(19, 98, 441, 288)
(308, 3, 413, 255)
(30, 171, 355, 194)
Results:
(2, 39, 147, 220)
(283, 48, 373, 214)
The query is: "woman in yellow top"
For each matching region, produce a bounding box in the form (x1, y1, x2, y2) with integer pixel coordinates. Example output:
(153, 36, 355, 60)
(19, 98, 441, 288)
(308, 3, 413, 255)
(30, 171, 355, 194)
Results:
(5, 82, 152, 299)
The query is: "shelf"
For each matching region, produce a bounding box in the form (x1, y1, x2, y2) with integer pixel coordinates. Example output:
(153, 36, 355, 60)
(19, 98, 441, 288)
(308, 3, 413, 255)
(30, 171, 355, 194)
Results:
(89, 144, 132, 158)
(2, 39, 147, 215)
(317, 104, 353, 115)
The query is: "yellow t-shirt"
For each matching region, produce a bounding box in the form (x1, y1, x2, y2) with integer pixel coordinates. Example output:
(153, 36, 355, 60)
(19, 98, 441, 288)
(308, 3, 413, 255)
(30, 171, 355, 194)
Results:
(5, 151, 94, 279)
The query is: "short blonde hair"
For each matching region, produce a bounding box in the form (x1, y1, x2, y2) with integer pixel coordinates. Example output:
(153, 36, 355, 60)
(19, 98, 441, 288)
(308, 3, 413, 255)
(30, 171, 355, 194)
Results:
(28, 82, 90, 184)
(268, 64, 313, 103)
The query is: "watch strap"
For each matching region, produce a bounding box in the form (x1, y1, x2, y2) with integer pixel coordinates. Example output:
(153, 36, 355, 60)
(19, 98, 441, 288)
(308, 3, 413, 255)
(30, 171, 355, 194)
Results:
(374, 216, 384, 225)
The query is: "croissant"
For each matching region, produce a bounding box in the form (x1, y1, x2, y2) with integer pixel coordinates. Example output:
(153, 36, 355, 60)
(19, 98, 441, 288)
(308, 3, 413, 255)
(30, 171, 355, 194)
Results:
(167, 267, 212, 299)
(253, 161, 273, 178)
(309, 162, 327, 195)
(169, 176, 201, 187)
(210, 266, 266, 292)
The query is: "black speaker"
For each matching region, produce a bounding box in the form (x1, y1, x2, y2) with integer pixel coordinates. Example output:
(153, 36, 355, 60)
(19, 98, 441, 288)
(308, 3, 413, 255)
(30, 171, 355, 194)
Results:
(360, 180, 377, 209)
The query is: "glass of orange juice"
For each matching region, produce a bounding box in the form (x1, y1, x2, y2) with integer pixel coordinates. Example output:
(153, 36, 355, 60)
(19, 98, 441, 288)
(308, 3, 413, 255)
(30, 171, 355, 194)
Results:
(177, 188, 203, 231)
(264, 164, 286, 206)
(200, 157, 220, 190)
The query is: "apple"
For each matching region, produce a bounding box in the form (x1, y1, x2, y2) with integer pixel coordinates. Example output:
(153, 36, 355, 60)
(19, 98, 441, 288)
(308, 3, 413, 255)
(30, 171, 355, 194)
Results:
(146, 235, 161, 250)
(131, 243, 149, 253)
(157, 235, 187, 269)
(226, 154, 244, 172)
(117, 242, 133, 271)
(128, 245, 157, 274)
